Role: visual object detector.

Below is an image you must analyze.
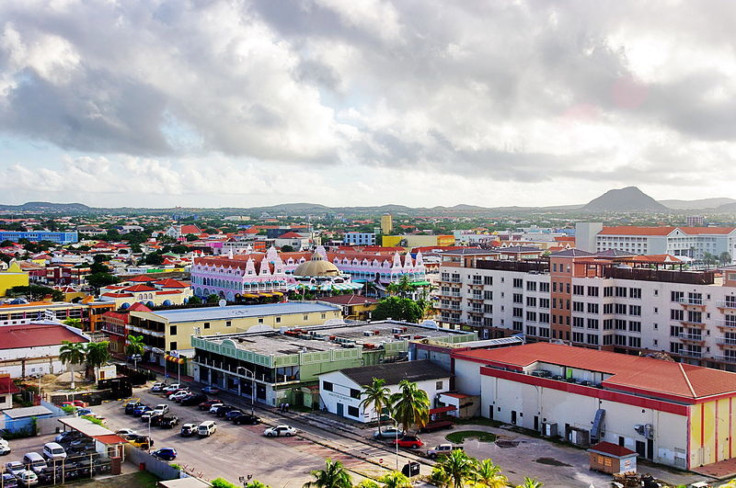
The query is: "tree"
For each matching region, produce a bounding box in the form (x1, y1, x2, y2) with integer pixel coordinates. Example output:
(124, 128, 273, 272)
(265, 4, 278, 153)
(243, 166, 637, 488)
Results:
(245, 481, 272, 488)
(359, 378, 391, 434)
(126, 335, 145, 369)
(144, 252, 164, 265)
(64, 318, 83, 329)
(188, 296, 202, 305)
(380, 471, 413, 488)
(515, 478, 543, 488)
(281, 245, 295, 253)
(471, 458, 508, 488)
(0, 240, 14, 247)
(207, 294, 221, 304)
(87, 273, 121, 290)
(185, 234, 198, 242)
(302, 459, 352, 488)
(390, 380, 429, 434)
(59, 341, 87, 390)
(719, 252, 732, 266)
(85, 341, 111, 379)
(171, 244, 189, 254)
(433, 450, 475, 488)
(372, 296, 423, 323)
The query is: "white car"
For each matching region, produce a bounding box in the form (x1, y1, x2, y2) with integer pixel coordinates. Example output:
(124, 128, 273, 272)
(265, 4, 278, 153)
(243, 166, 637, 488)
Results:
(153, 404, 169, 415)
(163, 384, 183, 393)
(0, 439, 9, 456)
(151, 382, 166, 392)
(5, 461, 25, 476)
(16, 469, 39, 486)
(263, 425, 297, 437)
(169, 391, 190, 402)
(208, 403, 224, 414)
(115, 428, 137, 437)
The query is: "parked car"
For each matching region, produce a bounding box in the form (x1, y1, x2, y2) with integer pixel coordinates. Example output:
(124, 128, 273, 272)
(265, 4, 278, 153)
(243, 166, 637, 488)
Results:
(163, 384, 183, 393)
(1, 473, 17, 488)
(23, 453, 47, 475)
(54, 431, 82, 444)
(263, 425, 297, 437)
(157, 416, 180, 429)
(124, 401, 142, 415)
(169, 391, 191, 402)
(224, 409, 244, 421)
(215, 405, 237, 417)
(128, 435, 154, 450)
(420, 420, 454, 433)
(393, 435, 423, 449)
(373, 426, 403, 439)
(133, 405, 152, 417)
(151, 382, 166, 392)
(181, 394, 208, 406)
(197, 421, 217, 437)
(114, 429, 137, 437)
(208, 403, 225, 414)
(232, 413, 260, 425)
(202, 385, 220, 395)
(42, 442, 67, 462)
(5, 461, 25, 477)
(15, 470, 38, 487)
(0, 438, 10, 456)
(198, 400, 220, 411)
(152, 404, 169, 415)
(140, 411, 158, 423)
(151, 448, 177, 461)
(180, 423, 197, 437)
(426, 443, 464, 459)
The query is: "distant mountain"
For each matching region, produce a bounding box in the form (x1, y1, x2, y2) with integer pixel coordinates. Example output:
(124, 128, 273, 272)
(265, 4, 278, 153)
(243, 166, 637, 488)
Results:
(659, 197, 736, 210)
(582, 187, 669, 213)
(716, 202, 736, 213)
(0, 201, 93, 213)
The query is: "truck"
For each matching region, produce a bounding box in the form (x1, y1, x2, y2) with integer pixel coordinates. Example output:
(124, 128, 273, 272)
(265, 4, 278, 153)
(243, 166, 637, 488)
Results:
(426, 443, 464, 459)
(154, 416, 180, 429)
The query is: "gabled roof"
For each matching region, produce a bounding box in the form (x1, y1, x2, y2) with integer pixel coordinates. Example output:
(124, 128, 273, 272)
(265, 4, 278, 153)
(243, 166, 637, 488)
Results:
(124, 284, 157, 292)
(551, 249, 595, 257)
(180, 224, 201, 234)
(331, 359, 450, 387)
(595, 249, 636, 258)
(588, 442, 637, 458)
(277, 231, 305, 239)
(127, 302, 152, 312)
(154, 279, 188, 288)
(128, 275, 154, 282)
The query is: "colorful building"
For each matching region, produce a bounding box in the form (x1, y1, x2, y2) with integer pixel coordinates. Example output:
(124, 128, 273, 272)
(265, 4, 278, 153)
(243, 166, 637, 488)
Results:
(0, 262, 29, 297)
(98, 277, 193, 310)
(0, 231, 78, 244)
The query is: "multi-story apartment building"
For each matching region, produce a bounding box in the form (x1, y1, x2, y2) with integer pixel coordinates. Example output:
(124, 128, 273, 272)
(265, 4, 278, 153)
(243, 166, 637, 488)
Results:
(343, 232, 376, 246)
(576, 223, 736, 262)
(437, 249, 736, 371)
(0, 231, 78, 244)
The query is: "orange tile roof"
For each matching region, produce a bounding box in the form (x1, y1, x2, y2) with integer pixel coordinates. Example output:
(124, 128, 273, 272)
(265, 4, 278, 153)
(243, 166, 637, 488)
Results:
(599, 226, 676, 236)
(679, 227, 736, 235)
(153, 279, 188, 288)
(453, 343, 736, 401)
(124, 284, 157, 292)
(630, 254, 681, 263)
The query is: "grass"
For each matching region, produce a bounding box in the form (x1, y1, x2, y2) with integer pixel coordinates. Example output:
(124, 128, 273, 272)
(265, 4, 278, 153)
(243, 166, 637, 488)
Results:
(446, 430, 497, 444)
(74, 471, 159, 488)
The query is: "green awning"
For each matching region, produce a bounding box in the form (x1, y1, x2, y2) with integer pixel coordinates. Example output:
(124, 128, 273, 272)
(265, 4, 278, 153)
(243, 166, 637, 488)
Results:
(412, 281, 431, 286)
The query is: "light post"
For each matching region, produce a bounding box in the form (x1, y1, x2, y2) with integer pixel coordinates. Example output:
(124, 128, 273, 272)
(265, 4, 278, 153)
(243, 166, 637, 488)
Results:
(236, 366, 256, 416)
(147, 414, 153, 453)
(388, 416, 400, 471)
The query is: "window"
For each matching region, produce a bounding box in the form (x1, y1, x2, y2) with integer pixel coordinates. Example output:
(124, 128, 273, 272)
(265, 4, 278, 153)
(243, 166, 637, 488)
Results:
(604, 287, 613, 297)
(603, 319, 613, 330)
(484, 290, 493, 300)
(204, 322, 210, 329)
(484, 304, 493, 313)
(628, 337, 641, 348)
(573, 285, 584, 295)
(615, 287, 627, 298)
(539, 313, 550, 324)
(526, 297, 537, 307)
(540, 282, 549, 293)
(526, 281, 537, 292)
(276, 317, 281, 323)
(614, 335, 626, 346)
(169, 325, 177, 336)
(629, 288, 642, 299)
(321, 313, 327, 319)
(587, 334, 599, 345)
(629, 305, 641, 316)
(670, 309, 684, 321)
(670, 325, 683, 337)
(615, 319, 627, 330)
(484, 276, 493, 285)
(629, 321, 641, 332)
(526, 311, 537, 321)
(350, 389, 361, 399)
(687, 311, 702, 323)
(587, 286, 599, 297)
(603, 335, 613, 345)
(526, 325, 537, 336)
(513, 307, 523, 318)
(552, 282, 558, 292)
(513, 294, 523, 304)
(670, 342, 682, 354)
(226, 321, 231, 327)
(572, 332, 584, 343)
(671, 291, 684, 303)
(615, 303, 627, 314)
(258, 318, 264, 324)
(513, 278, 523, 288)
(538, 327, 550, 338)
(169, 341, 177, 350)
(573, 317, 584, 328)
(436, 381, 444, 390)
(539, 298, 550, 309)
(303, 315, 309, 320)
(603, 303, 613, 314)
(323, 381, 333, 391)
(513, 321, 523, 331)
(587, 303, 599, 314)
(573, 301, 584, 312)
(587, 319, 599, 329)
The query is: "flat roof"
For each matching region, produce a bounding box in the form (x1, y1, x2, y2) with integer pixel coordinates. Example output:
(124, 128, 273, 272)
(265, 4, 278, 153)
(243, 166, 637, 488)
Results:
(199, 321, 470, 356)
(136, 303, 340, 323)
(4, 406, 53, 419)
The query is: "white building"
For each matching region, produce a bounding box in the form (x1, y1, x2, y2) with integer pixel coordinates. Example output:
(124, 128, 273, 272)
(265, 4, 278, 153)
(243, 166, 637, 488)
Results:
(318, 360, 451, 423)
(344, 232, 377, 246)
(0, 323, 90, 378)
(452, 343, 736, 469)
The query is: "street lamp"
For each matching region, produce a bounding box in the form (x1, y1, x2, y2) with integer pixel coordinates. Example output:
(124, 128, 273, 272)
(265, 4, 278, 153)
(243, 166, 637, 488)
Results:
(236, 366, 256, 416)
(387, 416, 400, 471)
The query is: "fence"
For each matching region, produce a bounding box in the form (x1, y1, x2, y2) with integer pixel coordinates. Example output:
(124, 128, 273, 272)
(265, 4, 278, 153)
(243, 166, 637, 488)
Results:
(0, 451, 114, 487)
(124, 444, 181, 481)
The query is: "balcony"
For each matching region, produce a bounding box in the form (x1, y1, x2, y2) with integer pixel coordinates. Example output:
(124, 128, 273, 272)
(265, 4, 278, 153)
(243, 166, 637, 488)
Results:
(717, 301, 736, 310)
(679, 298, 705, 308)
(678, 334, 705, 344)
(678, 350, 703, 359)
(716, 338, 736, 348)
(680, 320, 706, 329)
(717, 355, 736, 363)
(715, 320, 736, 329)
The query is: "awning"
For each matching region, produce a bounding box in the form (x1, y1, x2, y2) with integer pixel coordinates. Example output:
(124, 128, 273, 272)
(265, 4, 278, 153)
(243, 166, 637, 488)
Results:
(429, 406, 457, 415)
(412, 281, 431, 286)
(244, 294, 259, 298)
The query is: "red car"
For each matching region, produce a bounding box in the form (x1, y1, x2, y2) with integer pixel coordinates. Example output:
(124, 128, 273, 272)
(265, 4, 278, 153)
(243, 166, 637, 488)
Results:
(198, 399, 220, 411)
(393, 435, 424, 449)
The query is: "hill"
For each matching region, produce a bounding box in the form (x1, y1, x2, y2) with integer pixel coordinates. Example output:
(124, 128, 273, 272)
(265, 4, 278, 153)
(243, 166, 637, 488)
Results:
(659, 198, 736, 210)
(582, 187, 668, 213)
(0, 201, 93, 213)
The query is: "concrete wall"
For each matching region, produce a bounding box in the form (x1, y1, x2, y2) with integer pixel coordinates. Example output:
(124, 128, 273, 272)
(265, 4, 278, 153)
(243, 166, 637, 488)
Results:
(125, 445, 181, 481)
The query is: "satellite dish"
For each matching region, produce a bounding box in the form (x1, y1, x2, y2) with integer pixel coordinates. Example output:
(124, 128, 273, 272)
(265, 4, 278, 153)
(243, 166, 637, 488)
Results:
(421, 320, 439, 329)
(218, 299, 227, 307)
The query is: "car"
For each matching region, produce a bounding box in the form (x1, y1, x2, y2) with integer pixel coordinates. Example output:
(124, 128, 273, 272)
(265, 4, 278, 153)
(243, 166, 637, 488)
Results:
(224, 409, 244, 421)
(180, 423, 197, 437)
(420, 420, 454, 433)
(128, 435, 154, 449)
(0, 438, 10, 456)
(393, 435, 424, 449)
(140, 411, 158, 423)
(62, 400, 87, 408)
(263, 425, 297, 437)
(1, 473, 17, 488)
(156, 416, 179, 429)
(373, 426, 403, 440)
(133, 405, 152, 417)
(5, 461, 25, 477)
(181, 394, 208, 406)
(163, 384, 183, 393)
(124, 401, 142, 415)
(208, 403, 225, 414)
(114, 428, 137, 437)
(198, 400, 220, 411)
(426, 443, 464, 459)
(54, 431, 82, 444)
(152, 404, 169, 415)
(232, 413, 260, 425)
(151, 448, 177, 461)
(151, 382, 166, 392)
(169, 391, 191, 402)
(215, 405, 238, 417)
(202, 385, 220, 395)
(14, 470, 38, 486)
(76, 408, 94, 416)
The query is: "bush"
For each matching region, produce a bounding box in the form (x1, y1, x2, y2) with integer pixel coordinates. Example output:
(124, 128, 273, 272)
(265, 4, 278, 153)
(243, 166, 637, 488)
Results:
(211, 478, 240, 488)
(81, 415, 104, 426)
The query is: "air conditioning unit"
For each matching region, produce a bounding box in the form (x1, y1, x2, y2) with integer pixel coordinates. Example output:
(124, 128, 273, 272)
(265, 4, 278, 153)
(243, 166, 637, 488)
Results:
(634, 424, 645, 435)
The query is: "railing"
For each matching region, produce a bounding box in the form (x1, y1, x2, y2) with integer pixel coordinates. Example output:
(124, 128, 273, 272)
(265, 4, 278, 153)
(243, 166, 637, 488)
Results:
(679, 298, 704, 306)
(716, 320, 736, 328)
(717, 338, 736, 346)
(678, 350, 703, 358)
(678, 334, 705, 342)
(717, 355, 736, 363)
(717, 301, 736, 309)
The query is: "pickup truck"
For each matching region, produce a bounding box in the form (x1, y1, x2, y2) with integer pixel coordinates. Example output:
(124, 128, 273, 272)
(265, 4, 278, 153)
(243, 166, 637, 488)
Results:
(153, 415, 180, 428)
(426, 444, 464, 459)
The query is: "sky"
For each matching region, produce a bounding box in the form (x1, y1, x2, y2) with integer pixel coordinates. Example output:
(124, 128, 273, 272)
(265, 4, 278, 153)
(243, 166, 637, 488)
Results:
(1, 0, 735, 209)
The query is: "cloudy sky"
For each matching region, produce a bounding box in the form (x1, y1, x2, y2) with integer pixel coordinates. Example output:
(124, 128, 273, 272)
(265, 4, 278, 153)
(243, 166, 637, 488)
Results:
(1, 0, 735, 208)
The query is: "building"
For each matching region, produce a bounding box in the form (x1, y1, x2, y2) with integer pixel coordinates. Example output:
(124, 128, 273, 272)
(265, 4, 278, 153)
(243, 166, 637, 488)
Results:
(192, 320, 476, 408)
(436, 250, 736, 371)
(317, 295, 378, 321)
(318, 360, 451, 423)
(0, 231, 78, 245)
(381, 214, 393, 235)
(129, 302, 342, 364)
(0, 262, 29, 296)
(452, 343, 736, 469)
(0, 323, 90, 378)
(687, 216, 705, 227)
(382, 235, 456, 248)
(576, 223, 736, 263)
(164, 224, 202, 240)
(344, 232, 377, 246)
(0, 374, 20, 409)
(98, 277, 193, 310)
(0, 301, 86, 327)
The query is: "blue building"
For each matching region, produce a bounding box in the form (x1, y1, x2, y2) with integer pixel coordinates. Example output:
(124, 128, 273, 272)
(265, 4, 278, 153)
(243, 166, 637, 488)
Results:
(344, 232, 376, 246)
(0, 231, 78, 244)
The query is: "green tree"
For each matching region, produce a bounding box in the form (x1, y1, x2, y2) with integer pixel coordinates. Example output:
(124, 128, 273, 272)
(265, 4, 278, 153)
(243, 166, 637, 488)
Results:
(390, 380, 429, 434)
(245, 481, 272, 488)
(719, 252, 732, 266)
(59, 341, 87, 390)
(85, 341, 111, 379)
(207, 294, 220, 304)
(171, 244, 189, 254)
(87, 272, 120, 290)
(64, 318, 83, 329)
(428, 466, 451, 488)
(380, 471, 412, 488)
(144, 252, 164, 265)
(359, 378, 391, 435)
(302, 459, 352, 488)
(188, 296, 202, 305)
(281, 245, 295, 252)
(126, 335, 145, 369)
(372, 296, 423, 323)
(432, 450, 474, 488)
(0, 240, 14, 247)
(471, 458, 508, 488)
(185, 234, 199, 242)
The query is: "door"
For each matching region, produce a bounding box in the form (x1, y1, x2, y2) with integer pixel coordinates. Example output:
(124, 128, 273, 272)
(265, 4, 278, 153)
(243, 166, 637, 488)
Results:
(635, 440, 646, 458)
(647, 439, 654, 460)
(534, 416, 539, 431)
(489, 405, 494, 420)
(336, 403, 344, 416)
(511, 410, 517, 424)
(618, 436, 625, 447)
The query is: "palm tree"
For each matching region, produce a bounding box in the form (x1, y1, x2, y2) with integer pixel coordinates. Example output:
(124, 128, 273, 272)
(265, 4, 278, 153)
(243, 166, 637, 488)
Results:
(359, 378, 392, 434)
(471, 458, 508, 488)
(302, 459, 352, 488)
(390, 380, 429, 434)
(126, 334, 145, 370)
(59, 341, 86, 390)
(85, 341, 111, 380)
(380, 471, 413, 488)
(515, 477, 543, 488)
(428, 466, 452, 488)
(434, 450, 474, 488)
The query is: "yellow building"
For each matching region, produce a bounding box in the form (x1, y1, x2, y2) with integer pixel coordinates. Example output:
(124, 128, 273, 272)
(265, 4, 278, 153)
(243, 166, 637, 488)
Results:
(381, 234, 456, 248)
(380, 214, 393, 235)
(0, 262, 29, 297)
(129, 302, 342, 361)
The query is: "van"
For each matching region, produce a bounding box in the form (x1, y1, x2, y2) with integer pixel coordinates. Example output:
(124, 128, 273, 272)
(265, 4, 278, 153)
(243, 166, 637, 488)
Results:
(22, 452, 47, 474)
(42, 442, 67, 462)
(197, 420, 216, 437)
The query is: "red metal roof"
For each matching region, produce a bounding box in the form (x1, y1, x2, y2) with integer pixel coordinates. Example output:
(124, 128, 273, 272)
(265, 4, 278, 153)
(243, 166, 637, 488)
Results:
(429, 406, 457, 414)
(0, 376, 20, 395)
(127, 275, 154, 282)
(0, 325, 88, 349)
(153, 279, 188, 288)
(124, 284, 157, 292)
(588, 442, 637, 458)
(93, 434, 128, 444)
(127, 303, 152, 312)
(453, 343, 736, 401)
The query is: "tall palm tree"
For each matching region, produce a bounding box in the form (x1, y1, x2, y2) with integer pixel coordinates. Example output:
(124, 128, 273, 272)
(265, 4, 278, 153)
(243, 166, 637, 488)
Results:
(380, 471, 413, 488)
(428, 466, 451, 488)
(359, 378, 391, 434)
(434, 450, 474, 488)
(471, 459, 508, 488)
(126, 335, 145, 370)
(390, 380, 429, 434)
(302, 459, 352, 488)
(59, 341, 86, 390)
(515, 477, 543, 488)
(85, 341, 111, 380)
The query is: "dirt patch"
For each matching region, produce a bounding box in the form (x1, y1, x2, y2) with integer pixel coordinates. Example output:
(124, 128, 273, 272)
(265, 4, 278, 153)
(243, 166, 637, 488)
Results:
(495, 440, 520, 448)
(535, 457, 572, 467)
